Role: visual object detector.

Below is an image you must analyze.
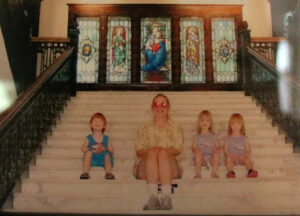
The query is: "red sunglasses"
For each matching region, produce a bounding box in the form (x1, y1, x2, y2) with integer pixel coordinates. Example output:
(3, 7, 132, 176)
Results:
(152, 102, 168, 108)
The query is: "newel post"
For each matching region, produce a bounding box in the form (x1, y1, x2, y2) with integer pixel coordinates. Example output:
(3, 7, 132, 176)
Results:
(238, 21, 251, 95)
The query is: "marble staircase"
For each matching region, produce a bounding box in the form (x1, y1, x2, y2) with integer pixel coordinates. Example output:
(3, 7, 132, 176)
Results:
(5, 91, 300, 215)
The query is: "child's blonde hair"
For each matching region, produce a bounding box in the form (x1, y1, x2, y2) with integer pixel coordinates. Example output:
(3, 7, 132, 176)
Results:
(89, 112, 107, 133)
(228, 113, 246, 135)
(197, 110, 214, 134)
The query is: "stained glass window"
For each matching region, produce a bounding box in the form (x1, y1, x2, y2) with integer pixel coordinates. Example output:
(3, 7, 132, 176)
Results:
(76, 18, 100, 83)
(140, 18, 172, 83)
(212, 18, 237, 83)
(106, 17, 131, 83)
(180, 17, 205, 83)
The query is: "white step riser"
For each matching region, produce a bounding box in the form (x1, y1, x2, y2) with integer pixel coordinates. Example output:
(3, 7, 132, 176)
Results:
(33, 157, 299, 171)
(20, 180, 300, 196)
(41, 147, 292, 158)
(27, 168, 296, 180)
(49, 132, 281, 141)
(12, 194, 300, 214)
(65, 104, 259, 111)
(50, 129, 279, 139)
(46, 137, 288, 147)
(62, 109, 262, 117)
(55, 121, 275, 131)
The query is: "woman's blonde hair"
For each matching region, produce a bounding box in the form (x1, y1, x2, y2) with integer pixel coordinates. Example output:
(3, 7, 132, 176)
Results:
(228, 113, 246, 135)
(197, 110, 214, 134)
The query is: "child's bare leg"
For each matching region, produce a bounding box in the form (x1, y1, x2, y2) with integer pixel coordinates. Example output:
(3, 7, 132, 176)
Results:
(146, 149, 159, 184)
(211, 149, 220, 178)
(104, 154, 112, 173)
(243, 157, 253, 170)
(194, 149, 203, 177)
(225, 156, 234, 171)
(83, 151, 92, 173)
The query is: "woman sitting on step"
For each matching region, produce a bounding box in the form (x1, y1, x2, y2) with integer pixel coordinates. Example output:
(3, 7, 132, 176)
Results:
(135, 93, 184, 210)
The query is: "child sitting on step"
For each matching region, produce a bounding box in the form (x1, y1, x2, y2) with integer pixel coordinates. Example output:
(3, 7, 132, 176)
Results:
(80, 112, 115, 180)
(224, 113, 258, 178)
(192, 110, 221, 178)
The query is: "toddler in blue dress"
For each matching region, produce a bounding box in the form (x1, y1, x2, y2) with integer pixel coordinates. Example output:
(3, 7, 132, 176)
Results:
(80, 112, 114, 180)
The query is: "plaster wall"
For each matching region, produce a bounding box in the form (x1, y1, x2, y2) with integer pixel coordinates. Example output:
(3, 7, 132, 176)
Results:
(39, 0, 273, 38)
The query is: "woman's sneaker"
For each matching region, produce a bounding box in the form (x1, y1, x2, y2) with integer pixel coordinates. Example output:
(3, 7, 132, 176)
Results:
(143, 195, 160, 210)
(159, 195, 172, 210)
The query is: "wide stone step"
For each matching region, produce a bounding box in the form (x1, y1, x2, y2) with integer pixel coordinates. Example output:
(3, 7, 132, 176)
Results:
(33, 155, 300, 172)
(49, 130, 281, 140)
(11, 193, 300, 214)
(41, 145, 292, 159)
(50, 126, 279, 137)
(75, 91, 248, 98)
(20, 177, 300, 196)
(58, 116, 269, 124)
(46, 136, 288, 148)
(70, 98, 254, 105)
(65, 104, 259, 112)
(62, 109, 262, 118)
(28, 165, 299, 180)
(54, 121, 276, 133)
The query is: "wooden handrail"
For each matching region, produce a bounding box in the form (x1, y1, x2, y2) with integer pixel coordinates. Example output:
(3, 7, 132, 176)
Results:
(251, 37, 287, 43)
(31, 37, 70, 43)
(247, 47, 300, 88)
(0, 47, 74, 128)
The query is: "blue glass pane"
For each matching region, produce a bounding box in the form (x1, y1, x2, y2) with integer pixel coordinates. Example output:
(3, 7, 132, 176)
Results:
(212, 18, 237, 83)
(76, 18, 100, 83)
(140, 18, 172, 83)
(107, 17, 131, 83)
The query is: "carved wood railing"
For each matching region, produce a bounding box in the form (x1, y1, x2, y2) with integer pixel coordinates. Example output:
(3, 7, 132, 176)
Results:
(245, 47, 300, 152)
(250, 37, 287, 64)
(0, 47, 76, 208)
(31, 37, 70, 76)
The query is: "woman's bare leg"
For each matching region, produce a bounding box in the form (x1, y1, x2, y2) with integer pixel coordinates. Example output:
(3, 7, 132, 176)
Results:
(146, 149, 159, 184)
(158, 149, 172, 185)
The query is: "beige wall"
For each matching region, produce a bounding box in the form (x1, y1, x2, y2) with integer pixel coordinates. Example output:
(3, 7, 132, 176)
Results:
(243, 0, 273, 37)
(39, 0, 272, 38)
(0, 26, 17, 114)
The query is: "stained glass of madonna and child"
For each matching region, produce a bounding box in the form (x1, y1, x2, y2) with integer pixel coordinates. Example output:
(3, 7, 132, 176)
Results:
(107, 17, 131, 83)
(140, 18, 172, 83)
(212, 18, 237, 83)
(180, 17, 205, 83)
(76, 18, 100, 83)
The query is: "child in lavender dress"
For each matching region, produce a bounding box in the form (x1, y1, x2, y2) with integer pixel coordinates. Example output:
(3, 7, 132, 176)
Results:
(224, 113, 258, 178)
(192, 110, 220, 178)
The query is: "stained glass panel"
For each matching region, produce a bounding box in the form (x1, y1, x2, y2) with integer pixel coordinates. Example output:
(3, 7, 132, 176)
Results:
(140, 18, 171, 83)
(76, 17, 100, 83)
(180, 17, 205, 83)
(212, 18, 237, 83)
(107, 17, 131, 83)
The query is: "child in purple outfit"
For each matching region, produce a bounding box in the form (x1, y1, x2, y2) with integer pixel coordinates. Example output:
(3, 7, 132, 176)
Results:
(224, 113, 258, 178)
(192, 110, 220, 178)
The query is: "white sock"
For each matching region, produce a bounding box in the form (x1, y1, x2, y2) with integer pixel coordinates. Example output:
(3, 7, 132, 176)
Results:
(161, 184, 172, 196)
(147, 184, 158, 196)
